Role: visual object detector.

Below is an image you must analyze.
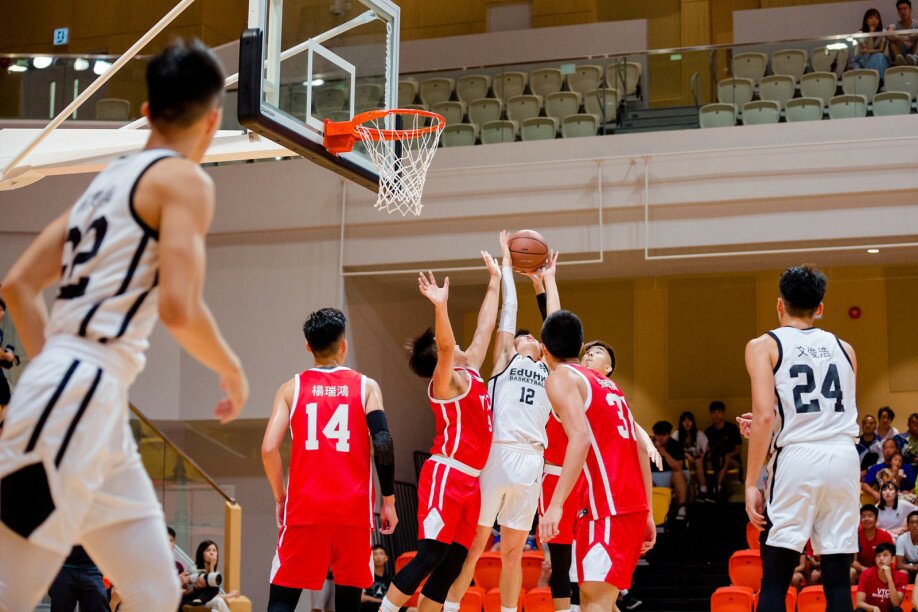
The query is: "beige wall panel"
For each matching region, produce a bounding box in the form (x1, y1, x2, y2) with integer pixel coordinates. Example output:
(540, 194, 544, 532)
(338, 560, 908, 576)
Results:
(887, 267, 918, 393)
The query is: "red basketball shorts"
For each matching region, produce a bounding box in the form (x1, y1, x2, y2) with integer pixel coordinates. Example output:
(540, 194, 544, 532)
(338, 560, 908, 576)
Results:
(539, 469, 586, 546)
(416, 458, 481, 549)
(270, 523, 373, 590)
(575, 511, 648, 589)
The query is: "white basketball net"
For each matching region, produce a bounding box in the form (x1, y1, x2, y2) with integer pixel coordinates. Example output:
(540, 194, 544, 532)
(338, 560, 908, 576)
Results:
(353, 112, 443, 217)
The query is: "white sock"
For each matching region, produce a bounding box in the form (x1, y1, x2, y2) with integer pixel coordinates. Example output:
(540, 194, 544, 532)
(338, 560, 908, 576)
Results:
(380, 597, 400, 612)
(571, 606, 581, 611)
(443, 602, 461, 612)
(556, 609, 571, 612)
(501, 607, 517, 612)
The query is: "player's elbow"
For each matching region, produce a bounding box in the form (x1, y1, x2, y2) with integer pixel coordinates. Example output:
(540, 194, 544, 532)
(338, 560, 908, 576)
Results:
(261, 439, 281, 459)
(159, 293, 192, 328)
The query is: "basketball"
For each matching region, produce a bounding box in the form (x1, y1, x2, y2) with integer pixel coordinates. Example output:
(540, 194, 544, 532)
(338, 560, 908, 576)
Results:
(508, 229, 549, 273)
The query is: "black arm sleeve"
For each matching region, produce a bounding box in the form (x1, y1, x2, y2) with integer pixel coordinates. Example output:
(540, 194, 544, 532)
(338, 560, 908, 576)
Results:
(366, 410, 395, 496)
(536, 292, 547, 321)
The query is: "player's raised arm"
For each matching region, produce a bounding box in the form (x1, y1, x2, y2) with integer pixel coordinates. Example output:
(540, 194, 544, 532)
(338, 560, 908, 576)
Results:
(148, 159, 248, 423)
(541, 251, 560, 316)
(0, 211, 69, 357)
(525, 250, 559, 321)
(261, 378, 294, 529)
(464, 251, 501, 371)
(365, 377, 398, 535)
(419, 271, 464, 399)
(744, 333, 778, 528)
(492, 231, 518, 374)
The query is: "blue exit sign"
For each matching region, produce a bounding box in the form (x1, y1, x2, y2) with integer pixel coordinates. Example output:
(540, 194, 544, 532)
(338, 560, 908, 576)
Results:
(53, 28, 69, 46)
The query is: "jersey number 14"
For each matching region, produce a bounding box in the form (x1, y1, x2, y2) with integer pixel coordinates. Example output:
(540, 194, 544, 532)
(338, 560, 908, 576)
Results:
(304, 403, 350, 452)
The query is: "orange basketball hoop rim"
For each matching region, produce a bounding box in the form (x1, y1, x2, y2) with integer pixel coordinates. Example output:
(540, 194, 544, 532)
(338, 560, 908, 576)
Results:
(324, 108, 446, 155)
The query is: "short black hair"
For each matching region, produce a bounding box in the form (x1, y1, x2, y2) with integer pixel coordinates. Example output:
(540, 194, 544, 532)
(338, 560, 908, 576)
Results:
(897, 0, 912, 9)
(0, 298, 5, 311)
(875, 542, 896, 556)
(709, 400, 726, 413)
(883, 437, 899, 450)
(907, 510, 918, 524)
(652, 420, 673, 435)
(303, 308, 347, 357)
(515, 328, 531, 338)
(371, 544, 388, 553)
(146, 39, 225, 128)
(860, 503, 879, 518)
(779, 265, 827, 318)
(407, 328, 437, 378)
(540, 310, 583, 360)
(583, 340, 616, 377)
(167, 526, 176, 538)
(195, 540, 218, 570)
(879, 406, 895, 420)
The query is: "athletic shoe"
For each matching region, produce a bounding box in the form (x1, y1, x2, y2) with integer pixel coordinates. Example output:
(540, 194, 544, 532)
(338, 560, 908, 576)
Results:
(895, 53, 906, 65)
(621, 592, 643, 609)
(908, 54, 918, 66)
(675, 505, 687, 521)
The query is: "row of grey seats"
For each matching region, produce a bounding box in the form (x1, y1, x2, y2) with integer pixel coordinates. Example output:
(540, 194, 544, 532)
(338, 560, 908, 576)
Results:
(440, 113, 604, 146)
(732, 47, 850, 83)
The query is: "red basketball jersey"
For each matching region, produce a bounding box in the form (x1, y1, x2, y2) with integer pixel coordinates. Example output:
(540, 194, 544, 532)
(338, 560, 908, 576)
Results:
(561, 363, 647, 520)
(427, 367, 493, 471)
(544, 409, 568, 466)
(285, 366, 373, 527)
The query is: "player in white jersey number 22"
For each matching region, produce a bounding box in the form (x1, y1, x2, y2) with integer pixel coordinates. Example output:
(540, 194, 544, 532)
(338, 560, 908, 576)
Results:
(0, 41, 248, 611)
(743, 266, 859, 612)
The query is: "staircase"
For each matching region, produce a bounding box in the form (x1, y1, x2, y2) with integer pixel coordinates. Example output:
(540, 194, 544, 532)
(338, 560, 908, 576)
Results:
(615, 103, 700, 134)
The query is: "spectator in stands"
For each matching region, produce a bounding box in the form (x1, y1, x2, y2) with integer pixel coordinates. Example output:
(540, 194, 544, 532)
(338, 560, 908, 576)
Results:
(651, 420, 689, 522)
(0, 298, 15, 421)
(853, 504, 895, 584)
(853, 8, 892, 77)
(856, 542, 907, 611)
(878, 406, 899, 442)
(181, 540, 239, 612)
(895, 413, 918, 469)
(703, 400, 742, 499)
(864, 440, 916, 501)
(361, 545, 392, 612)
(673, 410, 710, 499)
(167, 526, 194, 598)
(895, 511, 918, 580)
(859, 414, 885, 469)
(888, 0, 918, 65)
(878, 482, 918, 536)
(47, 546, 109, 612)
(806, 541, 823, 586)
(791, 553, 808, 590)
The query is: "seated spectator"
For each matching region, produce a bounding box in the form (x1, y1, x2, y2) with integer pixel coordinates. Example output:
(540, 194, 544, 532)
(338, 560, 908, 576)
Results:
(853, 504, 895, 584)
(167, 526, 194, 598)
(896, 511, 918, 580)
(48, 546, 108, 612)
(791, 553, 808, 591)
(856, 542, 907, 611)
(895, 413, 918, 469)
(859, 414, 885, 469)
(805, 541, 822, 586)
(361, 545, 391, 612)
(181, 540, 239, 612)
(0, 298, 15, 416)
(864, 440, 916, 501)
(853, 8, 892, 78)
(878, 406, 900, 442)
(703, 401, 742, 498)
(673, 410, 710, 499)
(888, 0, 918, 65)
(879, 482, 918, 536)
(651, 420, 689, 522)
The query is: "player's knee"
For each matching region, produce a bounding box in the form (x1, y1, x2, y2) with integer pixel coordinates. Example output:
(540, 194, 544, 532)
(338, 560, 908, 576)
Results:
(498, 537, 525, 563)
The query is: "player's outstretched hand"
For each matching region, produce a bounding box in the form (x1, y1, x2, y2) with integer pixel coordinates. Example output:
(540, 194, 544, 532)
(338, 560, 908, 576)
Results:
(539, 505, 563, 542)
(418, 271, 449, 306)
(482, 250, 500, 281)
(641, 514, 657, 553)
(524, 250, 559, 285)
(379, 499, 398, 535)
(737, 412, 752, 438)
(215, 366, 249, 424)
(499, 230, 511, 268)
(745, 484, 766, 530)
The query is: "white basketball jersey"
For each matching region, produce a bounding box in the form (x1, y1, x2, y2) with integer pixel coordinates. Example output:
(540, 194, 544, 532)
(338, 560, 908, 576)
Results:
(46, 149, 179, 374)
(770, 326, 859, 448)
(488, 353, 551, 450)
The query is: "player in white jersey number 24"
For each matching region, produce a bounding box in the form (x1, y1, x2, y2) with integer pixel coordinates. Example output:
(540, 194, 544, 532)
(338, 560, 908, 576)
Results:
(742, 266, 860, 612)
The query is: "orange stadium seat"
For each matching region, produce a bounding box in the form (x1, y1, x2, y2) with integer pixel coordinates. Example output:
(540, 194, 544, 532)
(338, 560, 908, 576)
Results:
(460, 586, 486, 612)
(905, 584, 915, 612)
(851, 584, 858, 606)
(728, 549, 762, 592)
(524, 587, 555, 612)
(520, 551, 544, 591)
(483, 587, 523, 612)
(797, 585, 826, 612)
(473, 552, 502, 591)
(754, 587, 797, 612)
(395, 551, 416, 572)
(745, 522, 760, 550)
(710, 585, 754, 611)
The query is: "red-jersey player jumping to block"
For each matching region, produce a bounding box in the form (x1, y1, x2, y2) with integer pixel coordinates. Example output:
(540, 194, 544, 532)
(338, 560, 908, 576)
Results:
(539, 310, 655, 612)
(262, 307, 398, 611)
(380, 253, 500, 612)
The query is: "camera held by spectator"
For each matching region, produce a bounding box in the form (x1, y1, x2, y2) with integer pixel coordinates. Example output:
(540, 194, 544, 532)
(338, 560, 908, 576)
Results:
(193, 570, 223, 588)
(3, 345, 20, 367)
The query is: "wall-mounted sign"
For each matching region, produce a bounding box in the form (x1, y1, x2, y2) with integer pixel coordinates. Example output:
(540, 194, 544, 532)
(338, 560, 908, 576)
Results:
(53, 28, 69, 46)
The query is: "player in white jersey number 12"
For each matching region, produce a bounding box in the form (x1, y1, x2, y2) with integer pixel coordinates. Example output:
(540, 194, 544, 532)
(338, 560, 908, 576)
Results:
(0, 41, 248, 610)
(743, 266, 859, 612)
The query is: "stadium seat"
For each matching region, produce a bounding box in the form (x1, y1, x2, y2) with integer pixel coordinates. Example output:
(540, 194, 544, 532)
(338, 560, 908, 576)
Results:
(521, 117, 558, 141)
(698, 103, 737, 128)
(828, 94, 868, 119)
(95, 98, 130, 121)
(492, 71, 528, 102)
(461, 586, 486, 612)
(395, 551, 416, 572)
(545, 91, 582, 122)
(480, 120, 517, 144)
(753, 587, 797, 612)
(561, 113, 598, 138)
(355, 83, 383, 108)
(521, 551, 544, 591)
(398, 79, 419, 107)
(885, 66, 918, 102)
(484, 587, 523, 612)
(873, 91, 912, 116)
(732, 52, 768, 83)
(745, 522, 761, 550)
(785, 97, 824, 121)
(862, 490, 879, 505)
(457, 75, 492, 104)
(468, 98, 503, 126)
(607, 61, 642, 97)
(584, 88, 620, 124)
(717, 78, 754, 108)
(841, 69, 880, 97)
(800, 72, 838, 107)
(742, 100, 780, 125)
(759, 75, 796, 109)
(505, 95, 542, 125)
(728, 549, 762, 592)
(851, 584, 858, 606)
(473, 552, 502, 591)
(811, 46, 848, 77)
(797, 585, 826, 612)
(523, 587, 554, 612)
(431, 101, 466, 125)
(530, 68, 564, 98)
(652, 486, 672, 525)
(566, 64, 603, 96)
(771, 49, 808, 82)
(710, 585, 754, 611)
(905, 584, 915, 612)
(441, 123, 478, 147)
(420, 77, 455, 106)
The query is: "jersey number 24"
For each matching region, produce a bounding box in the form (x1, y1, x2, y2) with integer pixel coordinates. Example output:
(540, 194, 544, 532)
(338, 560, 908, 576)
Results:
(789, 363, 845, 414)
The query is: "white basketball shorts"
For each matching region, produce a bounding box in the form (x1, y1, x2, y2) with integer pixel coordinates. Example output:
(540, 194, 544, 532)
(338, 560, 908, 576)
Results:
(765, 440, 859, 555)
(477, 444, 543, 531)
(0, 338, 162, 556)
